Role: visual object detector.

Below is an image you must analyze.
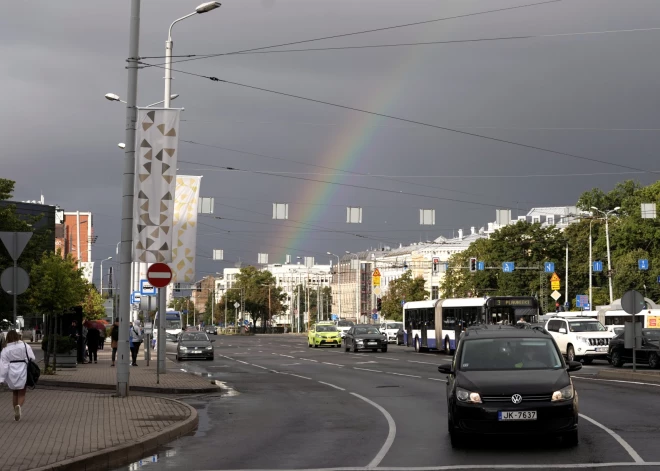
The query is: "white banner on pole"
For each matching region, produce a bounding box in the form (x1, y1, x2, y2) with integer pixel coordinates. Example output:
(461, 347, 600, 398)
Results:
(132, 108, 181, 263)
(80, 262, 94, 284)
(172, 175, 201, 283)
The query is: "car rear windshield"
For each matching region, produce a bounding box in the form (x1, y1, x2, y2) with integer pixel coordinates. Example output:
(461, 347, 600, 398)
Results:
(459, 338, 562, 371)
(569, 321, 606, 332)
(337, 321, 354, 327)
(386, 323, 402, 329)
(316, 325, 338, 332)
(644, 330, 660, 341)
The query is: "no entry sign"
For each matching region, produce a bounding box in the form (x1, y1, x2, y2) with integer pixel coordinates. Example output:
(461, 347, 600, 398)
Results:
(146, 263, 172, 288)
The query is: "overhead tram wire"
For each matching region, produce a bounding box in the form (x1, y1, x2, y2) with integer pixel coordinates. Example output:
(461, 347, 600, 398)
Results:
(151, 61, 657, 175)
(137, 0, 563, 66)
(180, 140, 515, 205)
(153, 27, 660, 58)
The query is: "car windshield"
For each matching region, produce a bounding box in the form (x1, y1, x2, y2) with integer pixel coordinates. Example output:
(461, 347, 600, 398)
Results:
(316, 325, 338, 332)
(337, 321, 354, 327)
(386, 323, 402, 329)
(459, 338, 563, 371)
(355, 326, 380, 335)
(181, 333, 208, 341)
(569, 321, 606, 332)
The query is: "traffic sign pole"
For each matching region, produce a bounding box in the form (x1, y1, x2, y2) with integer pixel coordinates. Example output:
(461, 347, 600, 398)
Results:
(158, 286, 167, 375)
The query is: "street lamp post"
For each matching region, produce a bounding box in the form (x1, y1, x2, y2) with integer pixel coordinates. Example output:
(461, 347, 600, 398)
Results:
(261, 284, 273, 333)
(591, 206, 620, 305)
(328, 252, 341, 319)
(100, 257, 112, 295)
(347, 252, 360, 322)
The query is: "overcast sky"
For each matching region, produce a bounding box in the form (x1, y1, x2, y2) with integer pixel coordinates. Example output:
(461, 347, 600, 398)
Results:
(2, 0, 659, 284)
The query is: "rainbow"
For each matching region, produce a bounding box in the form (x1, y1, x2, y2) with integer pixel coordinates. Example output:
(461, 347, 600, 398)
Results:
(272, 23, 443, 259)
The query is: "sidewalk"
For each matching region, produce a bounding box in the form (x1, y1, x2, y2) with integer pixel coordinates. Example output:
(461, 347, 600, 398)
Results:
(39, 348, 219, 394)
(0, 388, 197, 471)
(594, 368, 660, 384)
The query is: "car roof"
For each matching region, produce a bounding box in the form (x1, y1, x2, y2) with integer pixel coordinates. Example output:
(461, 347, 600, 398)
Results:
(354, 324, 378, 327)
(463, 325, 551, 339)
(315, 322, 335, 325)
(548, 316, 599, 322)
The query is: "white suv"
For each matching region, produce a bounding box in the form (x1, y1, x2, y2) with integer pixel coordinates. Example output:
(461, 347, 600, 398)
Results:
(544, 317, 615, 364)
(380, 322, 403, 344)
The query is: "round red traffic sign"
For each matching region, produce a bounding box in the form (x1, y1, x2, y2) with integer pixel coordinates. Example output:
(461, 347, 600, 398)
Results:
(147, 263, 173, 288)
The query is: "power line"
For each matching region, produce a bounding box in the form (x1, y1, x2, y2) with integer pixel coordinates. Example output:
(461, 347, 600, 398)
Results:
(163, 67, 656, 175)
(160, 27, 660, 58)
(138, 0, 563, 66)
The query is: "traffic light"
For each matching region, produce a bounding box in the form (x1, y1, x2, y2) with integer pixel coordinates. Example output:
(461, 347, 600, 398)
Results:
(432, 257, 439, 274)
(377, 298, 382, 311)
(469, 257, 477, 272)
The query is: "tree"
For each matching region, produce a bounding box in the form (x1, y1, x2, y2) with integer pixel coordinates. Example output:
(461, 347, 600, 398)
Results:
(81, 286, 105, 320)
(225, 267, 288, 332)
(381, 270, 428, 321)
(30, 250, 87, 370)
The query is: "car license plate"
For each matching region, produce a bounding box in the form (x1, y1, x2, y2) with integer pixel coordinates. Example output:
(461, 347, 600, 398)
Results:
(596, 347, 607, 352)
(368, 341, 377, 345)
(498, 411, 537, 421)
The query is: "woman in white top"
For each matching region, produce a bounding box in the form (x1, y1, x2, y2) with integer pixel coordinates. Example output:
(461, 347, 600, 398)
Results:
(0, 330, 36, 421)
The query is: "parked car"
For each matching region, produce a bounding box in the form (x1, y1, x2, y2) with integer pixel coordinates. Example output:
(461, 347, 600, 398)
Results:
(175, 331, 215, 361)
(438, 325, 581, 448)
(607, 329, 660, 368)
(205, 325, 217, 335)
(544, 317, 614, 364)
(343, 324, 387, 352)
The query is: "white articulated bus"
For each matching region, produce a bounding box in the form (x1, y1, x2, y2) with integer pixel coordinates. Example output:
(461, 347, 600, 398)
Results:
(403, 296, 540, 353)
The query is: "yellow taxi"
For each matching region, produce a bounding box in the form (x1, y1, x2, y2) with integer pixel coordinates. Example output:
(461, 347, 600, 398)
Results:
(308, 322, 342, 348)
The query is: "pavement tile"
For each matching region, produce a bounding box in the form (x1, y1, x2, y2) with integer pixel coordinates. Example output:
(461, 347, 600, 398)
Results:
(38, 348, 217, 393)
(0, 388, 196, 471)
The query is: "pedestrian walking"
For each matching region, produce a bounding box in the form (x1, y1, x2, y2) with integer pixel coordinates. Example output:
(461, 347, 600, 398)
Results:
(0, 330, 36, 422)
(99, 327, 106, 350)
(129, 322, 143, 366)
(86, 325, 100, 364)
(110, 319, 119, 367)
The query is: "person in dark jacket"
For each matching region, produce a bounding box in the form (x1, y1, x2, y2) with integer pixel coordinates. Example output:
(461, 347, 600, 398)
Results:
(110, 319, 119, 367)
(86, 327, 101, 364)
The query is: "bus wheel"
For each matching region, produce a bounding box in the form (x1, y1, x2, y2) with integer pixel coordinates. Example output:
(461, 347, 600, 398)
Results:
(444, 338, 451, 354)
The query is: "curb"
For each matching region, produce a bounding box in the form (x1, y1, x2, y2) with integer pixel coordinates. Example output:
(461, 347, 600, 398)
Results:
(30, 397, 199, 471)
(38, 378, 220, 394)
(595, 369, 660, 384)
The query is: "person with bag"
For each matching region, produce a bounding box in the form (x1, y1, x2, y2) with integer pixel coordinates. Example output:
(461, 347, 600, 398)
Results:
(110, 319, 119, 367)
(129, 321, 143, 366)
(0, 330, 36, 422)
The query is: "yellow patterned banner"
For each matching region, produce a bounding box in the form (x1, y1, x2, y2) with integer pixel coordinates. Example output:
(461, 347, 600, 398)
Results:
(171, 175, 201, 283)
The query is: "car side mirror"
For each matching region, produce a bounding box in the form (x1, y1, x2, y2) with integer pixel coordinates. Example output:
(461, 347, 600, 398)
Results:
(438, 364, 453, 375)
(558, 328, 567, 334)
(567, 361, 582, 372)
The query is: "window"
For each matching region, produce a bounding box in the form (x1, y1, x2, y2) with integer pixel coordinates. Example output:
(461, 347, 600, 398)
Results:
(459, 338, 562, 371)
(569, 320, 606, 332)
(547, 217, 554, 225)
(547, 320, 561, 332)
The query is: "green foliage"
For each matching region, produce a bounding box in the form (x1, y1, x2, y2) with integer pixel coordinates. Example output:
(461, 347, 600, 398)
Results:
(30, 251, 88, 315)
(220, 267, 288, 330)
(381, 270, 429, 321)
(41, 335, 76, 354)
(81, 285, 106, 320)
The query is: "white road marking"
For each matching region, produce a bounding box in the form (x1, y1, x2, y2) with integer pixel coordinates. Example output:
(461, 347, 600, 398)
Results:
(322, 362, 344, 367)
(428, 377, 447, 382)
(212, 463, 660, 470)
(269, 369, 279, 373)
(251, 364, 268, 370)
(353, 367, 382, 373)
(407, 360, 439, 365)
(318, 381, 345, 391)
(236, 360, 248, 364)
(375, 356, 399, 361)
(280, 354, 295, 358)
(388, 372, 421, 378)
(350, 393, 396, 468)
(579, 413, 644, 463)
(356, 361, 379, 364)
(281, 363, 302, 366)
(287, 373, 312, 380)
(574, 376, 660, 388)
(300, 358, 319, 362)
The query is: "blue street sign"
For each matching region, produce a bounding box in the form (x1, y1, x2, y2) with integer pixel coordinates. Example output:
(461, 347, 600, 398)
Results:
(564, 301, 570, 308)
(140, 279, 156, 296)
(544, 262, 555, 273)
(182, 310, 188, 314)
(331, 314, 339, 321)
(130, 291, 140, 304)
(477, 261, 485, 271)
(401, 300, 406, 306)
(244, 320, 250, 326)
(502, 262, 515, 273)
(593, 261, 603, 272)
(639, 259, 649, 271)
(583, 303, 590, 310)
(372, 313, 378, 320)
(576, 295, 588, 308)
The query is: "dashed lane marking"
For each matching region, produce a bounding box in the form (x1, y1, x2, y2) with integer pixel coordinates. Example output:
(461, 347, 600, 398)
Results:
(428, 377, 447, 382)
(574, 376, 660, 388)
(322, 362, 344, 367)
(318, 381, 345, 391)
(388, 372, 421, 378)
(286, 373, 312, 380)
(354, 367, 382, 373)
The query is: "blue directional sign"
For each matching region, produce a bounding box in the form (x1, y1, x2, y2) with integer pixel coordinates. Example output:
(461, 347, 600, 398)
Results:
(372, 313, 379, 320)
(130, 291, 141, 304)
(639, 259, 649, 271)
(477, 261, 485, 271)
(583, 303, 590, 310)
(140, 279, 156, 296)
(593, 261, 603, 272)
(331, 314, 339, 321)
(544, 262, 555, 273)
(502, 262, 515, 273)
(576, 295, 588, 308)
(244, 320, 250, 326)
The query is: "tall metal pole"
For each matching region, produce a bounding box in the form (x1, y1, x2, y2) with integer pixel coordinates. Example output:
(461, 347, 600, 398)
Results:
(605, 215, 614, 305)
(565, 242, 569, 306)
(76, 211, 81, 268)
(117, 0, 141, 397)
(157, 287, 166, 373)
(589, 221, 593, 309)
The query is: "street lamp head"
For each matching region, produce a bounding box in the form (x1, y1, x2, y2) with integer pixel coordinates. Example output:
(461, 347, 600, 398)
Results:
(118, 143, 126, 149)
(590, 206, 598, 211)
(327, 252, 332, 255)
(196, 1, 221, 13)
(345, 251, 350, 254)
(105, 93, 120, 102)
(106, 257, 113, 261)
